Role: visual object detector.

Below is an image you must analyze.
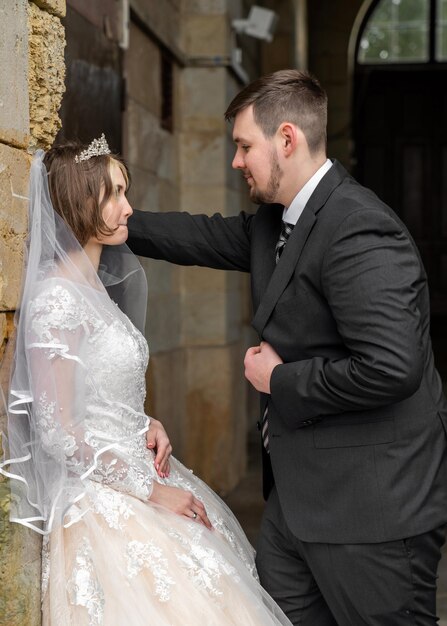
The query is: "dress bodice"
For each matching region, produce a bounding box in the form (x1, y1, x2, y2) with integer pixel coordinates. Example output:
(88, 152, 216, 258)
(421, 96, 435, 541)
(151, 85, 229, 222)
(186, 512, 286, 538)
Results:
(31, 279, 149, 409)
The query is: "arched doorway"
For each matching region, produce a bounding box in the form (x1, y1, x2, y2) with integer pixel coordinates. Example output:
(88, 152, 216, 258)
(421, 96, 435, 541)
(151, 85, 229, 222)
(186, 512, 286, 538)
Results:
(353, 0, 447, 378)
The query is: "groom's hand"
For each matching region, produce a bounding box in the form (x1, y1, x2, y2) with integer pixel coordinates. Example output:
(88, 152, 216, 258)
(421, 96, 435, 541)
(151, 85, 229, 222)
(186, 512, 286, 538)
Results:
(244, 342, 283, 393)
(146, 418, 172, 478)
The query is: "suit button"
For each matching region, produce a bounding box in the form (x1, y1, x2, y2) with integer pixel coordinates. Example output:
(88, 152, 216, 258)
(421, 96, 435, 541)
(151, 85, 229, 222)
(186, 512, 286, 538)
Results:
(256, 421, 261, 431)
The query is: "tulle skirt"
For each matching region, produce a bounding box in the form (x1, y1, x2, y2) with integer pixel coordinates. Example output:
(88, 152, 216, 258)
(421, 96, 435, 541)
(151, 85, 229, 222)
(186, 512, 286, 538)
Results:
(41, 456, 291, 625)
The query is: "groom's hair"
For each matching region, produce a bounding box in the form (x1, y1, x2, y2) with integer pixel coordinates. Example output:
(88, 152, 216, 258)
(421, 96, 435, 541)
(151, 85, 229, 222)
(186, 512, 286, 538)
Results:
(225, 69, 327, 155)
(43, 141, 130, 247)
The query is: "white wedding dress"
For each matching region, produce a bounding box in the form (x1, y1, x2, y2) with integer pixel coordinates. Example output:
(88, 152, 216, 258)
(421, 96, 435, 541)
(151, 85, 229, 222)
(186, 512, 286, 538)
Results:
(29, 277, 291, 626)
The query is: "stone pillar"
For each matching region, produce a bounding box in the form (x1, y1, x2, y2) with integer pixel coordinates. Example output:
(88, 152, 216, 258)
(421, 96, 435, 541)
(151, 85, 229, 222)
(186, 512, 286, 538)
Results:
(176, 67, 247, 492)
(123, 0, 260, 494)
(0, 1, 66, 623)
(176, 2, 254, 493)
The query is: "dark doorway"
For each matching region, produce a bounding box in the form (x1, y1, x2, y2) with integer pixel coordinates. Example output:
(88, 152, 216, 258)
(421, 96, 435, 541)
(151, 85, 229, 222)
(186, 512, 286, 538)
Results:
(353, 0, 447, 378)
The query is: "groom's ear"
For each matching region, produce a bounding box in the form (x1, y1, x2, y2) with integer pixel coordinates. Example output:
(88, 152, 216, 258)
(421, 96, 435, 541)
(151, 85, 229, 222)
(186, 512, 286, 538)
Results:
(277, 122, 301, 157)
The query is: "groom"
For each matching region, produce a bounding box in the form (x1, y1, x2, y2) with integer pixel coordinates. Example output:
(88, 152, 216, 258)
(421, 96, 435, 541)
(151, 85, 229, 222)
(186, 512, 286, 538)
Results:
(128, 69, 447, 625)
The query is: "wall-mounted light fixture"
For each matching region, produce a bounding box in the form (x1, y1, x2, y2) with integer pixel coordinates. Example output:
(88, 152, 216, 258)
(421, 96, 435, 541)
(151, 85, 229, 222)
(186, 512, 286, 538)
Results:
(185, 5, 279, 86)
(230, 6, 278, 84)
(232, 6, 278, 43)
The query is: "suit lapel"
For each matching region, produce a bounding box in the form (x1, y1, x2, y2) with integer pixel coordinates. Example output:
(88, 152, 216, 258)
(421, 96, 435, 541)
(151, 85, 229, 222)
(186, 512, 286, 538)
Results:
(252, 160, 347, 335)
(252, 207, 316, 334)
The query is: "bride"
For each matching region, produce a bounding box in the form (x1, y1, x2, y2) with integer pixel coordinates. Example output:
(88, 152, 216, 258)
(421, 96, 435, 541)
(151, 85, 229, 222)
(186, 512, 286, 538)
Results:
(0, 137, 292, 625)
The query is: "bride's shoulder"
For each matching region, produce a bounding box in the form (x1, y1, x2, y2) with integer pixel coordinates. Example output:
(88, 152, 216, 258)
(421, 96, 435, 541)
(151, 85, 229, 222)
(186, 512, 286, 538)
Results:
(28, 277, 96, 335)
(30, 276, 82, 308)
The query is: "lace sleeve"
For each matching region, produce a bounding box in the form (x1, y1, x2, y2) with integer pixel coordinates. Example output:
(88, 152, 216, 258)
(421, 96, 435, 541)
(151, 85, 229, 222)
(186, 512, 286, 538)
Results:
(28, 281, 154, 503)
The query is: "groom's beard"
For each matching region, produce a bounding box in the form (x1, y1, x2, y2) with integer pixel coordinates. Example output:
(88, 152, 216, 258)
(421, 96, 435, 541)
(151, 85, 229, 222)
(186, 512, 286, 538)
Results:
(250, 151, 283, 205)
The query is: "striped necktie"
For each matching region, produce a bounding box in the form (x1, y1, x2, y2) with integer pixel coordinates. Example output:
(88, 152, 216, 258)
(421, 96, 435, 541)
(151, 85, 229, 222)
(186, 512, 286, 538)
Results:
(275, 221, 294, 263)
(262, 220, 294, 453)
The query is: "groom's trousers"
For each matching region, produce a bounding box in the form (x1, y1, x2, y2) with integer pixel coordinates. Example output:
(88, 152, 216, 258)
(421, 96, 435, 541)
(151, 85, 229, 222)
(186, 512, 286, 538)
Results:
(256, 488, 446, 626)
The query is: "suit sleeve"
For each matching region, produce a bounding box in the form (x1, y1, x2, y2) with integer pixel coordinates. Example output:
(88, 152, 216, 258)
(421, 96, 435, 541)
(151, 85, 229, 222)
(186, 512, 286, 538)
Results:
(127, 208, 252, 272)
(270, 209, 425, 426)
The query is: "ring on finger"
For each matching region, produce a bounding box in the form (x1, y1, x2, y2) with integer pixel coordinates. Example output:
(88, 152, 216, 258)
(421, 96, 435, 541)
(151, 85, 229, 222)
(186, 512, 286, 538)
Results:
(191, 511, 197, 519)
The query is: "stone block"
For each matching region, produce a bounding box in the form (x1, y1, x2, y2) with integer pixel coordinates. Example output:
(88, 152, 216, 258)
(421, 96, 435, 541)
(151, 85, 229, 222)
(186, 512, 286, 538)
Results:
(158, 133, 179, 185)
(124, 100, 166, 173)
(186, 0, 227, 15)
(0, 314, 6, 361)
(180, 289, 242, 346)
(183, 342, 247, 493)
(127, 164, 160, 214)
(158, 179, 180, 214)
(131, 0, 182, 57)
(0, 312, 15, 368)
(126, 21, 161, 119)
(28, 1, 66, 150)
(0, 482, 42, 626)
(0, 0, 30, 148)
(179, 67, 227, 133)
(144, 256, 179, 297)
(183, 14, 228, 57)
(0, 144, 30, 311)
(180, 265, 228, 293)
(147, 341, 248, 493)
(32, 0, 66, 18)
(225, 185, 254, 220)
(180, 264, 242, 295)
(146, 290, 182, 354)
(145, 348, 187, 456)
(179, 131, 226, 187)
(0, 314, 15, 395)
(179, 183, 227, 217)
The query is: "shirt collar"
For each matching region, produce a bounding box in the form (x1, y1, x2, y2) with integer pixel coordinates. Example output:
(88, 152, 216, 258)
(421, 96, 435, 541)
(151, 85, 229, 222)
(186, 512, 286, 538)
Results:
(282, 158, 333, 225)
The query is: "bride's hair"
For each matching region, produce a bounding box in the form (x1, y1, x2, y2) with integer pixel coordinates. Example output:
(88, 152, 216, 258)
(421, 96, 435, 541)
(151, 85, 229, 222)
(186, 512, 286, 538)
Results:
(43, 141, 130, 246)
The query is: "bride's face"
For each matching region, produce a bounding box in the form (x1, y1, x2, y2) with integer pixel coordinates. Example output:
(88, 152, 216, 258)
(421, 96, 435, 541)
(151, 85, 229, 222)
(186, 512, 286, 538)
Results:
(97, 162, 133, 246)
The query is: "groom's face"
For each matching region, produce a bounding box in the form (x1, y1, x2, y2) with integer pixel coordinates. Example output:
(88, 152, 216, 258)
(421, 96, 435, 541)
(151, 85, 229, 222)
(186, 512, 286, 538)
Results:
(232, 105, 283, 205)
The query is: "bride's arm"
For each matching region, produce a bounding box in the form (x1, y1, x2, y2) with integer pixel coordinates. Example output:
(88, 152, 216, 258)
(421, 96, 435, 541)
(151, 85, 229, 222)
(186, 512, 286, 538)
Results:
(27, 283, 157, 501)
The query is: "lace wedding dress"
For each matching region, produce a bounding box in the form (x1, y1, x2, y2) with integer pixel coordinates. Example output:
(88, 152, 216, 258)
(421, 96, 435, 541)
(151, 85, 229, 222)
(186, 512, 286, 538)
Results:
(30, 277, 290, 626)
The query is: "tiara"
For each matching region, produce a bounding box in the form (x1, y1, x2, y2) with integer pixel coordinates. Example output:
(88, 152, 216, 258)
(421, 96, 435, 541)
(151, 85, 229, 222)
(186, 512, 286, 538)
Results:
(74, 134, 111, 163)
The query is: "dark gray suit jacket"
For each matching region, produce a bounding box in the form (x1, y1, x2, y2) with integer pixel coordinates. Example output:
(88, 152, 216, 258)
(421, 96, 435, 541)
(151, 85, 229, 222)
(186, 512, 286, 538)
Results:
(128, 160, 447, 544)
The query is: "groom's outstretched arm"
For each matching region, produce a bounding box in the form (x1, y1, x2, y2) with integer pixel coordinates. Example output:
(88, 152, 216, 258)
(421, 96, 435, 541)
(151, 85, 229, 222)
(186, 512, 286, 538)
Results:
(128, 208, 252, 272)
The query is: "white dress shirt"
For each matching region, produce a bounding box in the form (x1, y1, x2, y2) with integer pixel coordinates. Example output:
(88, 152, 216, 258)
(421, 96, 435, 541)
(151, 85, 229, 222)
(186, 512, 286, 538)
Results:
(282, 159, 333, 226)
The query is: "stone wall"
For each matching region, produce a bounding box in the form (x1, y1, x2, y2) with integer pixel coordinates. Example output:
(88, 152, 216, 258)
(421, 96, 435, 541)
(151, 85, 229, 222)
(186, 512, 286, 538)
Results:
(0, 1, 66, 623)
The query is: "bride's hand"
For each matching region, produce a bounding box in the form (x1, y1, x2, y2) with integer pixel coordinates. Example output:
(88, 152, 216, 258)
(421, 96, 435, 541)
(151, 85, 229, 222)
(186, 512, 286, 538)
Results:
(149, 482, 212, 529)
(146, 418, 172, 478)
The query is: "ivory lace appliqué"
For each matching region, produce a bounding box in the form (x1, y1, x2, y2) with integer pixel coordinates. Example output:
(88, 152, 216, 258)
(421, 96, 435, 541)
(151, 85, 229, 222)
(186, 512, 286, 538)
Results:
(67, 537, 105, 626)
(126, 540, 176, 602)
